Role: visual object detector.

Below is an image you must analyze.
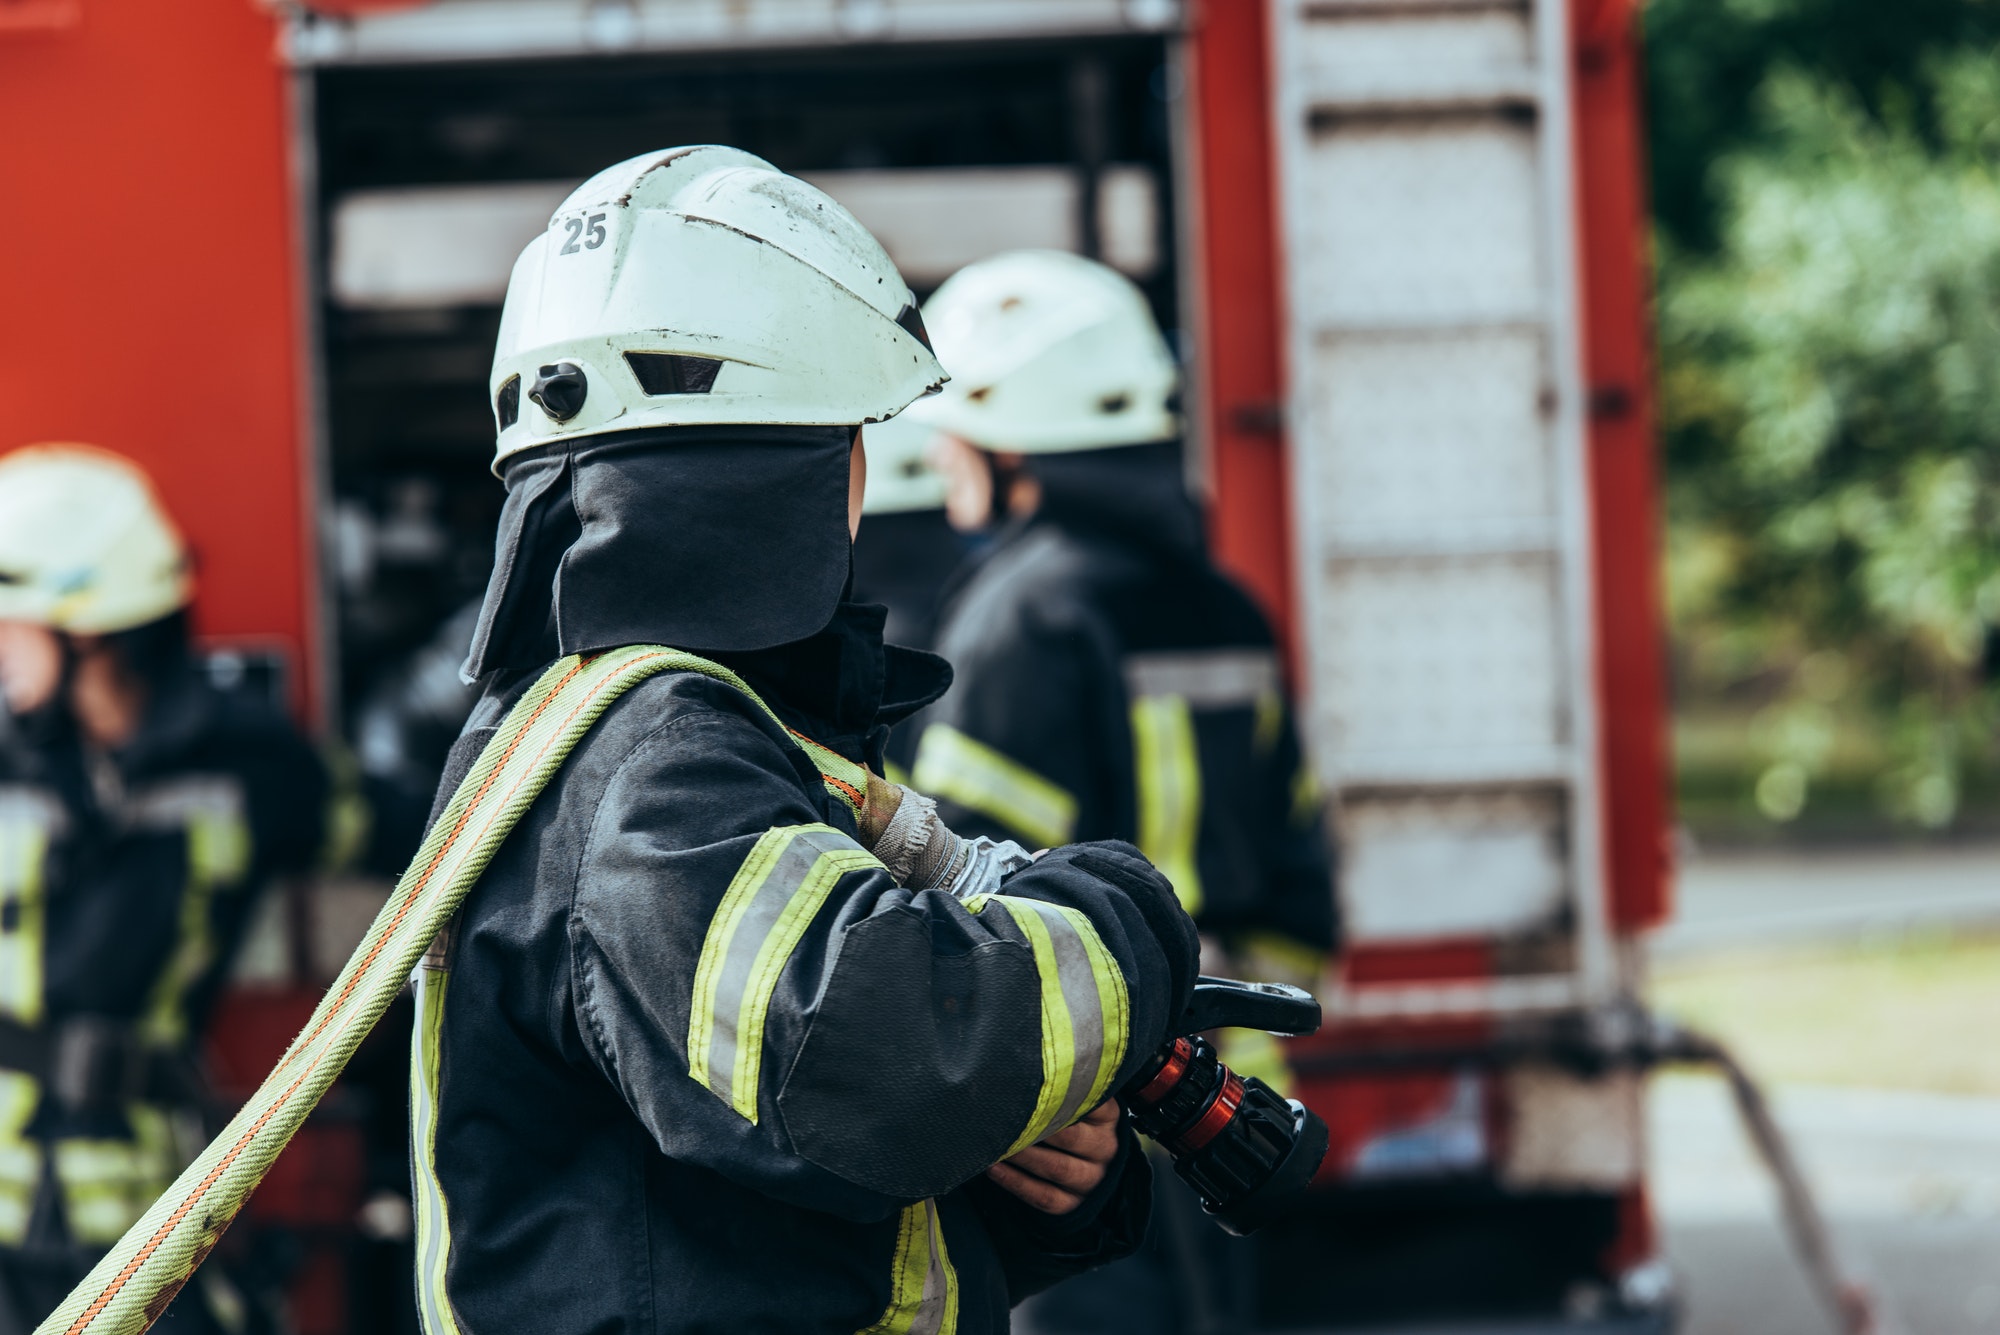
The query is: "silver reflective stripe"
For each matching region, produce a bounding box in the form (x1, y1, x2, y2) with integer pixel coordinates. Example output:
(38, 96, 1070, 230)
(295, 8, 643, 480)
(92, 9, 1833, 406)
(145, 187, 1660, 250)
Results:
(1122, 649, 1279, 709)
(1031, 904, 1106, 1134)
(688, 825, 880, 1121)
(980, 896, 1129, 1155)
(912, 1200, 958, 1335)
(0, 789, 56, 1025)
(119, 775, 245, 835)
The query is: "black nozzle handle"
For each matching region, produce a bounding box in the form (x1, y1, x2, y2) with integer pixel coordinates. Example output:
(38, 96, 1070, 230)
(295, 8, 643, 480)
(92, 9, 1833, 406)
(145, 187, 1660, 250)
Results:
(1179, 976, 1321, 1038)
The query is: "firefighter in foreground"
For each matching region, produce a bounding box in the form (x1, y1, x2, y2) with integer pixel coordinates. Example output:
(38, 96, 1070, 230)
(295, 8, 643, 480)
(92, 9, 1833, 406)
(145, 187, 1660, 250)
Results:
(415, 146, 1200, 1333)
(0, 446, 336, 1332)
(904, 251, 1338, 1334)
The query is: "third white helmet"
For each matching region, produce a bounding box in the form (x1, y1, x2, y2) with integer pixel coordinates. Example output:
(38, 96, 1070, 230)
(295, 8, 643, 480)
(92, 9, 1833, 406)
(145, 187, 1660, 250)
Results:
(0, 444, 192, 635)
(903, 249, 1178, 454)
(861, 414, 947, 515)
(490, 145, 945, 469)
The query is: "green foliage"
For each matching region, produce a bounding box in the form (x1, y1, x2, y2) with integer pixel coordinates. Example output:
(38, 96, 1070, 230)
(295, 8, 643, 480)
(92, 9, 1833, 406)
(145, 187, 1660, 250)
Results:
(1645, 0, 2000, 253)
(1659, 51, 2000, 827)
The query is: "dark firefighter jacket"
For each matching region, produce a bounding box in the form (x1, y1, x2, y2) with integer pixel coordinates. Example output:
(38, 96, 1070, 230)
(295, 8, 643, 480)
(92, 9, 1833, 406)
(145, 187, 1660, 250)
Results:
(850, 507, 966, 781)
(0, 665, 332, 1284)
(912, 445, 1337, 967)
(416, 604, 1199, 1335)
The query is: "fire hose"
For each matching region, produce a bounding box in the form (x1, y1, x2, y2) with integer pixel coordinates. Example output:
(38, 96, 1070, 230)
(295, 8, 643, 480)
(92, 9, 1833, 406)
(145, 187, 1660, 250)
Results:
(1289, 1006, 1883, 1335)
(32, 645, 1332, 1333)
(33, 647, 776, 1335)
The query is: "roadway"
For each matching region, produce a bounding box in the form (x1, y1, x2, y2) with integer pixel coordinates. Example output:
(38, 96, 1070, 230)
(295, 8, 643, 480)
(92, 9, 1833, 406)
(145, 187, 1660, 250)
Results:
(1652, 843, 2000, 1335)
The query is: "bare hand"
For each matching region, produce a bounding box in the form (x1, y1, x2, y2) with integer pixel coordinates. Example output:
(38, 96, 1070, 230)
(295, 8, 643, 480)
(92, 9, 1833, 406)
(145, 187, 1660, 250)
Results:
(985, 1101, 1121, 1215)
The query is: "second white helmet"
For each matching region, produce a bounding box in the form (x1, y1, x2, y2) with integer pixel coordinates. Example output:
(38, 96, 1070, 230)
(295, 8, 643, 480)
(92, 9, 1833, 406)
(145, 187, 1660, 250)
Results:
(490, 145, 945, 468)
(903, 249, 1179, 455)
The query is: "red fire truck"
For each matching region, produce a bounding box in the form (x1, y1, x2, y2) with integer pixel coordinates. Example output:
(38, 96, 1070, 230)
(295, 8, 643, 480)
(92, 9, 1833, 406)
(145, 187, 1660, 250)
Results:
(0, 0, 1668, 1329)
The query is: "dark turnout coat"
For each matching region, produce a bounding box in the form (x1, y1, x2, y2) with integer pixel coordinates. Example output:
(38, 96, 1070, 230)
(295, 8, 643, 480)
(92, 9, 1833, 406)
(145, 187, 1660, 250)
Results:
(415, 615, 1198, 1335)
(0, 667, 333, 1329)
(913, 449, 1336, 960)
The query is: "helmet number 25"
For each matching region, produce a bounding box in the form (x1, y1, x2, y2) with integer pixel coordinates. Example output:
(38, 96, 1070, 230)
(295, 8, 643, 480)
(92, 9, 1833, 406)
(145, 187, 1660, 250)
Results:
(559, 212, 609, 256)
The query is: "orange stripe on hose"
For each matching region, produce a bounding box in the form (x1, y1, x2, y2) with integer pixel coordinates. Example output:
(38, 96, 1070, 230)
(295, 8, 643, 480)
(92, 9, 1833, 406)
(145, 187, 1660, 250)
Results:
(67, 652, 674, 1332)
(64, 1064, 317, 1334)
(290, 657, 591, 1055)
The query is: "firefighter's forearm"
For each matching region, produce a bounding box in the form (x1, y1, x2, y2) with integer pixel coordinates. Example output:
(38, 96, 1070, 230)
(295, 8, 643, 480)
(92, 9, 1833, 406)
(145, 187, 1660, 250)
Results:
(867, 777, 1034, 898)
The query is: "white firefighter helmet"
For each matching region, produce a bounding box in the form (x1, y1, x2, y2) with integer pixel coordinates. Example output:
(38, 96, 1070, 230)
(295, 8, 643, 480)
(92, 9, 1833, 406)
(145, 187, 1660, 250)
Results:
(490, 145, 945, 468)
(861, 414, 946, 515)
(0, 443, 193, 634)
(902, 249, 1178, 454)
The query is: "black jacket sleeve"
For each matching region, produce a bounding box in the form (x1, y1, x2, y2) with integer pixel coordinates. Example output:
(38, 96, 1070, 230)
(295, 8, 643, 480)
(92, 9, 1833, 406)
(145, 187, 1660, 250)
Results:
(566, 689, 1197, 1223)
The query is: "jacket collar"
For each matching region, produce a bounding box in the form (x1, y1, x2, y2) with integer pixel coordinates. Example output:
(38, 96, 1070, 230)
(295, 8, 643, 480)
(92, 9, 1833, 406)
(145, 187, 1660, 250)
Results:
(713, 600, 950, 769)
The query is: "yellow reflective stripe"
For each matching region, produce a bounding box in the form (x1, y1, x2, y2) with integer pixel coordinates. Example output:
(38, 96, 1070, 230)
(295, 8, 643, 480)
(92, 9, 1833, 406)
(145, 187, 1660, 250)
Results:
(858, 1199, 958, 1335)
(1231, 930, 1326, 993)
(320, 745, 373, 874)
(0, 816, 47, 1024)
(882, 758, 911, 788)
(979, 897, 1129, 1156)
(912, 725, 1076, 849)
(53, 1123, 175, 1246)
(1290, 762, 1320, 828)
(0, 1070, 40, 1246)
(1130, 694, 1204, 917)
(688, 825, 881, 1122)
(1068, 904, 1132, 1115)
(139, 809, 251, 1046)
(1252, 688, 1284, 758)
(1215, 1028, 1295, 1099)
(410, 962, 463, 1335)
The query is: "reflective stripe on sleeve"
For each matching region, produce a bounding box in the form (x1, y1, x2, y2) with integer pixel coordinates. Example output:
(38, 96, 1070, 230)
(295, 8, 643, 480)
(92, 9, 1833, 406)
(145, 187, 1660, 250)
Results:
(51, 1115, 176, 1249)
(1252, 688, 1284, 758)
(1129, 694, 1204, 917)
(911, 725, 1076, 850)
(0, 1071, 40, 1246)
(857, 1199, 958, 1335)
(974, 896, 1129, 1155)
(1290, 762, 1321, 828)
(688, 825, 881, 1122)
(139, 806, 253, 1047)
(409, 954, 463, 1335)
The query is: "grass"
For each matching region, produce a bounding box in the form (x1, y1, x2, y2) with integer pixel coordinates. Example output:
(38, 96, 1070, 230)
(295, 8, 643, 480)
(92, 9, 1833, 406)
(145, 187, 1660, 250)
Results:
(1651, 930, 2000, 1096)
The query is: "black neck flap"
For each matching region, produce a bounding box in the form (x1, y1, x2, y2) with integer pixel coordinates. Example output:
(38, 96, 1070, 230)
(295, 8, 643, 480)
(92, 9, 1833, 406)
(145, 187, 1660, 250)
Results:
(710, 600, 952, 763)
(1025, 440, 1206, 564)
(463, 425, 859, 681)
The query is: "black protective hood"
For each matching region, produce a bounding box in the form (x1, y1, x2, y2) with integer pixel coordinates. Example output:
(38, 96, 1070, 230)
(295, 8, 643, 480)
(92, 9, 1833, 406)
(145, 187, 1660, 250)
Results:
(464, 425, 857, 680)
(1025, 440, 1206, 564)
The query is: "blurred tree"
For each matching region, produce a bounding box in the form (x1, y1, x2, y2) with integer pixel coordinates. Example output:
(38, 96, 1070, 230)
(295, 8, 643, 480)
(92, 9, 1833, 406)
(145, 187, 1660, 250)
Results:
(1646, 0, 2000, 253)
(1659, 49, 2000, 826)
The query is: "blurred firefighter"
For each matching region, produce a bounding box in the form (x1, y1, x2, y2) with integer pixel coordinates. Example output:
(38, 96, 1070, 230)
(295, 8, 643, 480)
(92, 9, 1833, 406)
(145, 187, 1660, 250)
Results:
(415, 146, 1200, 1334)
(904, 250, 1338, 1335)
(0, 444, 389, 1332)
(850, 412, 967, 782)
